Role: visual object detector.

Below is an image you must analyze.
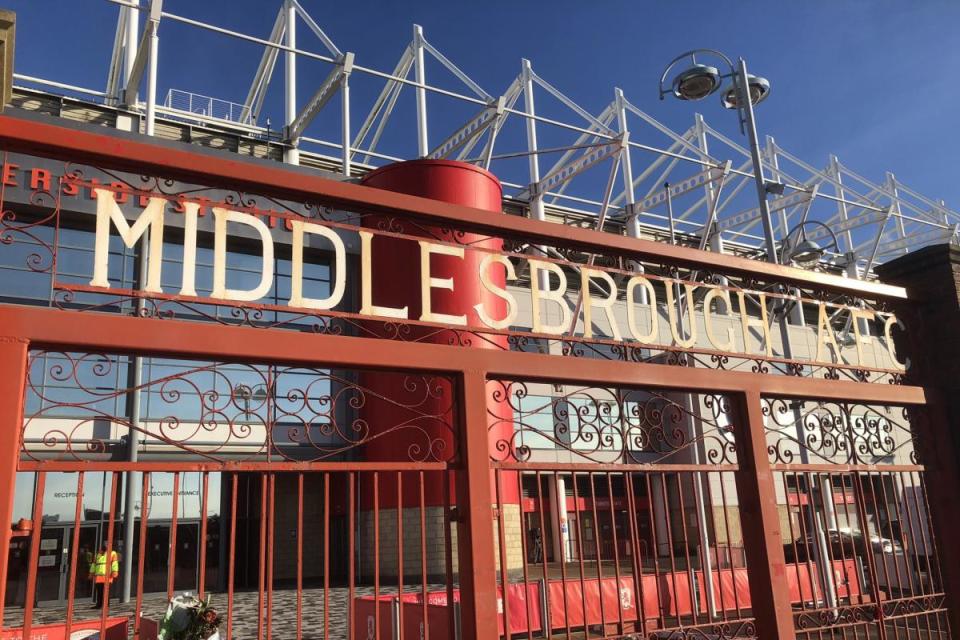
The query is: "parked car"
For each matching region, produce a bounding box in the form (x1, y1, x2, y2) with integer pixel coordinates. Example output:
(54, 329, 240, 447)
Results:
(783, 528, 920, 594)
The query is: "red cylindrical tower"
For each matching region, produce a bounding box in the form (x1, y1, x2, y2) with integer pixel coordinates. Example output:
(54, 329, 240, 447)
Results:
(358, 159, 517, 507)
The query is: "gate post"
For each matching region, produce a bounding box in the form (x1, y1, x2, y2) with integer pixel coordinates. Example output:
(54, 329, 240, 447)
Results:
(0, 337, 28, 623)
(456, 369, 500, 640)
(876, 244, 960, 633)
(731, 389, 795, 639)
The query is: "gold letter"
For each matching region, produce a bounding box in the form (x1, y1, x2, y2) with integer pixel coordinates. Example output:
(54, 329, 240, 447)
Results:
(883, 314, 908, 371)
(529, 259, 571, 335)
(288, 220, 347, 311)
(418, 240, 467, 325)
(474, 254, 518, 330)
(90, 188, 166, 293)
(703, 286, 735, 352)
(850, 307, 876, 366)
(179, 202, 199, 297)
(211, 208, 275, 302)
(816, 303, 842, 363)
(580, 268, 622, 340)
(358, 230, 408, 319)
(737, 291, 773, 357)
(626, 275, 658, 343)
(664, 280, 697, 349)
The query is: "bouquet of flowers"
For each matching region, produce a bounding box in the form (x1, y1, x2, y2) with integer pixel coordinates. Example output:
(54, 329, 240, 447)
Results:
(158, 593, 222, 640)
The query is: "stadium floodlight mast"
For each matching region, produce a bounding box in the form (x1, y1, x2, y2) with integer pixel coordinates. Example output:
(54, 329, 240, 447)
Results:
(659, 50, 778, 265)
(660, 51, 841, 609)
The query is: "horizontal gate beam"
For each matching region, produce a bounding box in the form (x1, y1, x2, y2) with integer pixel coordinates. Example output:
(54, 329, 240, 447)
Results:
(0, 113, 906, 301)
(0, 304, 926, 405)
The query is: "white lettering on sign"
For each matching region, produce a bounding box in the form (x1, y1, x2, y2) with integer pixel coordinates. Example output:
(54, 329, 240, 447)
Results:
(85, 189, 907, 371)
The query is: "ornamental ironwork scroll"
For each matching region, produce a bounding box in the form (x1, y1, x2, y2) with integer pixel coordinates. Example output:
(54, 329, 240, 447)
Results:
(22, 350, 458, 465)
(762, 397, 920, 466)
(487, 381, 737, 465)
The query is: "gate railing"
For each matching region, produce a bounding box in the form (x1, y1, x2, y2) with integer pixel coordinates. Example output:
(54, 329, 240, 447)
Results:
(0, 112, 955, 639)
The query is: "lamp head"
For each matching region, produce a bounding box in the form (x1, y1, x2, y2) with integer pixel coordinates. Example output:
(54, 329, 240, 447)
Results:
(721, 74, 771, 109)
(785, 238, 825, 267)
(671, 64, 721, 101)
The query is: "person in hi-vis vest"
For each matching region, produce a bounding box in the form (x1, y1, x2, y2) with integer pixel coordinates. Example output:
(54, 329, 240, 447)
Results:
(89, 543, 119, 609)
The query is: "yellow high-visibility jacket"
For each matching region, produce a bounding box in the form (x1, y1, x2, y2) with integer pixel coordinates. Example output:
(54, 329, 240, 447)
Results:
(89, 550, 119, 583)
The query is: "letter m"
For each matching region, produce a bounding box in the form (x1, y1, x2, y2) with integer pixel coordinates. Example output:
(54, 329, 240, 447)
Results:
(90, 187, 166, 292)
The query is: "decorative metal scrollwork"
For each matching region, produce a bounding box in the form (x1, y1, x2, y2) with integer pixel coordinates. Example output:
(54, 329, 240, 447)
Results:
(488, 381, 737, 465)
(763, 397, 919, 466)
(23, 350, 458, 465)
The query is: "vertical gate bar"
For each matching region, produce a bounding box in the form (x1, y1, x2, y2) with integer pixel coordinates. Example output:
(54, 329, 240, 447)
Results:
(135, 472, 150, 640)
(456, 370, 500, 640)
(0, 337, 29, 625)
(198, 471, 209, 598)
(702, 473, 725, 620)
(348, 471, 356, 640)
(897, 471, 925, 599)
(322, 473, 328, 640)
(65, 471, 85, 640)
(658, 473, 682, 628)
(731, 390, 796, 640)
(852, 472, 886, 640)
(624, 473, 647, 637)
(587, 473, 606, 630)
(514, 470, 532, 640)
(494, 468, 510, 638)
(876, 473, 904, 605)
(443, 468, 455, 639)
(913, 396, 960, 636)
(914, 472, 945, 639)
(100, 471, 119, 633)
(890, 471, 927, 640)
(267, 473, 275, 640)
(297, 473, 303, 640)
(786, 472, 817, 609)
(916, 473, 945, 595)
(835, 475, 865, 640)
(605, 473, 624, 633)
(167, 471, 180, 601)
(374, 470, 380, 640)
(554, 473, 572, 640)
(227, 474, 238, 640)
(873, 472, 902, 640)
(396, 471, 404, 638)
(257, 474, 266, 640)
(418, 471, 428, 640)
(533, 471, 554, 637)
(675, 472, 699, 626)
(570, 473, 590, 638)
(825, 473, 853, 640)
(643, 474, 665, 629)
(21, 471, 46, 640)
(716, 472, 741, 618)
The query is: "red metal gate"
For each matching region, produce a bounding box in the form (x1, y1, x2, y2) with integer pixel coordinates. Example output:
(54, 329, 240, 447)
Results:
(0, 114, 957, 640)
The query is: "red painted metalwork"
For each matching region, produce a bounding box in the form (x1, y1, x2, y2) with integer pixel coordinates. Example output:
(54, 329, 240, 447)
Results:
(0, 114, 955, 640)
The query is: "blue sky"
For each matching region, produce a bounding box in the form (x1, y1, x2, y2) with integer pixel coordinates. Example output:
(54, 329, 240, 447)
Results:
(8, 0, 960, 209)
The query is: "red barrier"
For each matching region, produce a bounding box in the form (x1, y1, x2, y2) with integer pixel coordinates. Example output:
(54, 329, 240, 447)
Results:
(352, 559, 864, 638)
(2, 617, 128, 640)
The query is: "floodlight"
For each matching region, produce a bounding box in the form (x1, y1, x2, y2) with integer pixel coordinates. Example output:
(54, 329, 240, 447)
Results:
(784, 238, 825, 267)
(671, 64, 721, 101)
(721, 75, 771, 109)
